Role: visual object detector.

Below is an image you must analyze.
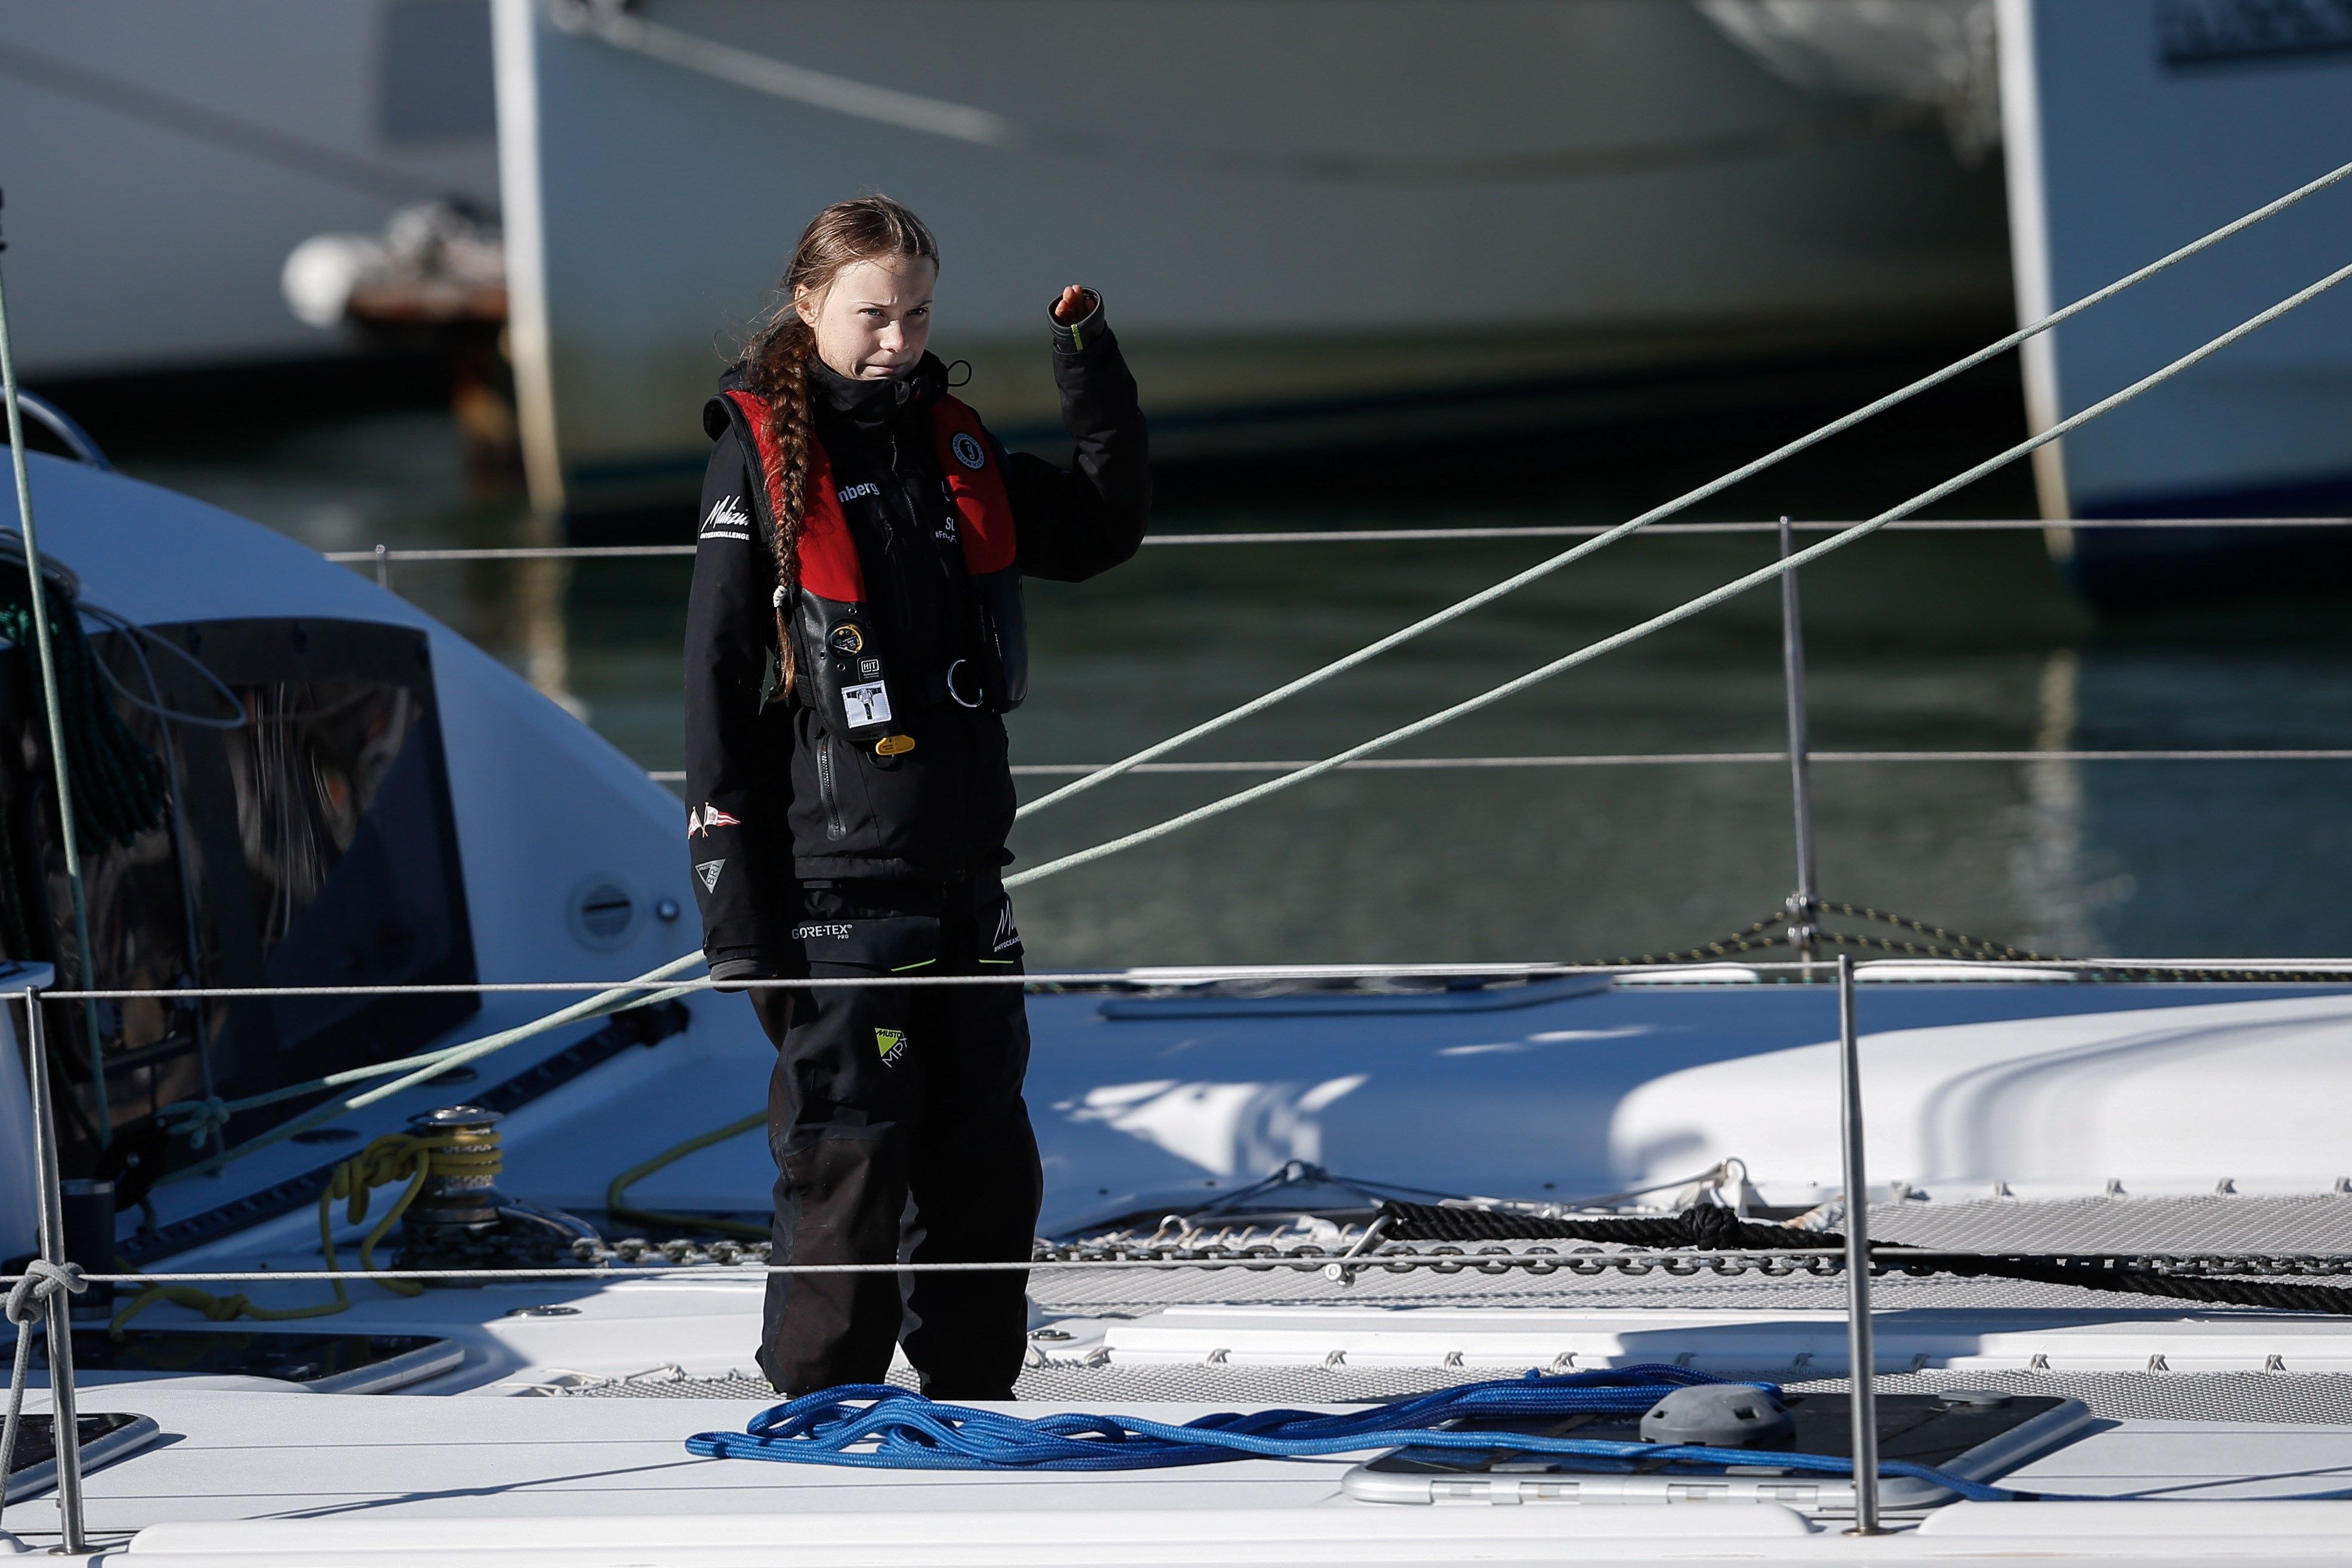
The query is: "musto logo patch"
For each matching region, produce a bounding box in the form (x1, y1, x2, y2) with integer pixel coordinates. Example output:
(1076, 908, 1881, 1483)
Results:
(874, 1027, 909, 1066)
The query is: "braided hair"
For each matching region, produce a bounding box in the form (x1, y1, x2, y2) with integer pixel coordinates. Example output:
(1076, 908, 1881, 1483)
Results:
(740, 194, 939, 693)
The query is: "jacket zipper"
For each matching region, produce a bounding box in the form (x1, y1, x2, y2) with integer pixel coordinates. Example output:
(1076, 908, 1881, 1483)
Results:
(883, 429, 960, 619)
(815, 731, 845, 840)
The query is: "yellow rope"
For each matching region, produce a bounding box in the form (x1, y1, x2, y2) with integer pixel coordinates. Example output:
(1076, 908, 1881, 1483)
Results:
(604, 1112, 768, 1240)
(110, 1129, 500, 1333)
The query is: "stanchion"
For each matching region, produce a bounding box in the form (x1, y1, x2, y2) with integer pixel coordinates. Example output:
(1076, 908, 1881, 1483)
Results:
(1779, 518, 1820, 964)
(1836, 952, 1883, 1534)
(24, 989, 89, 1551)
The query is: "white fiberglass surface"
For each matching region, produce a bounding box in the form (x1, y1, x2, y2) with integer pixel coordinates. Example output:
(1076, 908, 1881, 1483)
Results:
(1022, 985, 2352, 1220)
(1610, 990, 2352, 1200)
(374, 980, 2352, 1240)
(136, 977, 2352, 1311)
(19, 454, 430, 632)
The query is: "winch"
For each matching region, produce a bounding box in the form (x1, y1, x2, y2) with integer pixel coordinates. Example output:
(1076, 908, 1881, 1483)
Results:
(393, 1106, 599, 1284)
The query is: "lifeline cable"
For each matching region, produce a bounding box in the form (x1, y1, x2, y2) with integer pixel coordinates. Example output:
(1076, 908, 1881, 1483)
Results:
(1004, 254, 2352, 891)
(322, 517, 2352, 567)
(1008, 154, 2352, 825)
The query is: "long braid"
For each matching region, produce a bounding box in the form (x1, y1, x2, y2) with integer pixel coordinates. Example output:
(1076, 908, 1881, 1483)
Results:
(735, 192, 940, 700)
(751, 318, 815, 697)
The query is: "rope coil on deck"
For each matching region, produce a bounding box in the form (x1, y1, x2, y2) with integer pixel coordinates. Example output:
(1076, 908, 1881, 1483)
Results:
(110, 1127, 502, 1331)
(679, 1364, 2352, 1501)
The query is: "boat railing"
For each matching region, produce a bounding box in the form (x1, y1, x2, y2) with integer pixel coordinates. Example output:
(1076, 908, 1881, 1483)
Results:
(325, 521, 2352, 789)
(321, 513, 2352, 577)
(10, 951, 2352, 1542)
(11, 151, 2352, 1548)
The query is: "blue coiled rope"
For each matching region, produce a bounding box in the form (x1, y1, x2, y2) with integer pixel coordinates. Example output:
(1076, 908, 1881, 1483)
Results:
(684, 1365, 2022, 1496)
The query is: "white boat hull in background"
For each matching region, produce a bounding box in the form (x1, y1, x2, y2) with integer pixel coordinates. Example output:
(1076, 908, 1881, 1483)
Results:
(492, 0, 2010, 516)
(0, 0, 499, 379)
(1999, 0, 2352, 601)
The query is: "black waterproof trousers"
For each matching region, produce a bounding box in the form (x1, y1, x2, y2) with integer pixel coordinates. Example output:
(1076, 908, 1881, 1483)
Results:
(748, 875, 1041, 1399)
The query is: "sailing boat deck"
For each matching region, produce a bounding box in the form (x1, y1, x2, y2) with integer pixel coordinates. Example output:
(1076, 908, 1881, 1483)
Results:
(17, 1371, 2352, 1561)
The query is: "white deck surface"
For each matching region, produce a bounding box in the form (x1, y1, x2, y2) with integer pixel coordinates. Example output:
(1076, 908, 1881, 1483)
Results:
(7, 1386, 2352, 1564)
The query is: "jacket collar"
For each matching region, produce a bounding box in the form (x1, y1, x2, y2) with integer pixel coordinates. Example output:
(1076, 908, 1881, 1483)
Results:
(808, 353, 947, 437)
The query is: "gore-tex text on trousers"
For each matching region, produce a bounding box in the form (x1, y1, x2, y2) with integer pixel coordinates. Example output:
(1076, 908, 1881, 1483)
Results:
(749, 876, 1041, 1399)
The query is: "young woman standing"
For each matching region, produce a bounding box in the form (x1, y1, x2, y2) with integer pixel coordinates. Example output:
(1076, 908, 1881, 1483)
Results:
(684, 195, 1147, 1398)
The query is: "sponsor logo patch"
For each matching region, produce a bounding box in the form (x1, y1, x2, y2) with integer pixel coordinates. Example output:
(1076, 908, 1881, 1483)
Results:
(687, 805, 742, 837)
(950, 431, 986, 470)
(842, 680, 892, 725)
(790, 922, 853, 940)
(836, 481, 880, 503)
(694, 858, 725, 892)
(828, 623, 864, 656)
(874, 1026, 909, 1066)
(700, 495, 752, 540)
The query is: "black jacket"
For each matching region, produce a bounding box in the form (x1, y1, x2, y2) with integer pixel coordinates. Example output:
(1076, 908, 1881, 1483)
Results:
(684, 299, 1148, 975)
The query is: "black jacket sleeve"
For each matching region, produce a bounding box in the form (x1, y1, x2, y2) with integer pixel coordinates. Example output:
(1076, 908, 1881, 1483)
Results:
(1006, 295, 1150, 583)
(682, 428, 792, 973)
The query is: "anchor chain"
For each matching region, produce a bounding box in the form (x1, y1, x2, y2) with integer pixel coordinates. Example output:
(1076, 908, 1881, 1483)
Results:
(1594, 902, 2352, 983)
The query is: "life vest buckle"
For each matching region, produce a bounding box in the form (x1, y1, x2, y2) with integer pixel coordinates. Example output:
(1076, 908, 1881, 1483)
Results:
(945, 659, 984, 709)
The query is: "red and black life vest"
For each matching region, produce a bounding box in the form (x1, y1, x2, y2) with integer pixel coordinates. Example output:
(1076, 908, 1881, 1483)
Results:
(715, 387, 1028, 741)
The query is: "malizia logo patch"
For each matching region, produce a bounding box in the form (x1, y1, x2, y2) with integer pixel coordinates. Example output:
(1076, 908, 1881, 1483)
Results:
(700, 495, 751, 540)
(874, 1026, 909, 1066)
(950, 432, 986, 470)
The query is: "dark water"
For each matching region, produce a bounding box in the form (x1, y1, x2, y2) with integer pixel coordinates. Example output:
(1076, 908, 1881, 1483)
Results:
(120, 391, 2352, 969)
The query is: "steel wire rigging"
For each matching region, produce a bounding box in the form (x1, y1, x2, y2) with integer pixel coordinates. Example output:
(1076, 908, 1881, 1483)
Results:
(1007, 154, 2352, 825)
(85, 154, 2352, 1179)
(1003, 254, 2352, 890)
